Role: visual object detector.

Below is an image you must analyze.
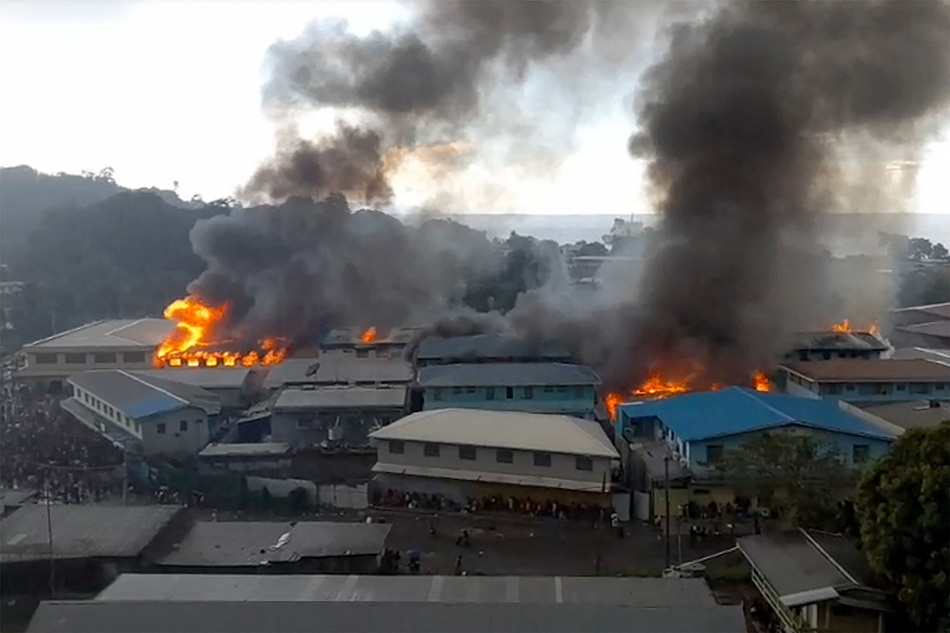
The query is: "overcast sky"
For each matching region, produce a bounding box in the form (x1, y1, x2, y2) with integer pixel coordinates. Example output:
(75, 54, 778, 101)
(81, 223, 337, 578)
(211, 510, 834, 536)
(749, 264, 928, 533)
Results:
(1, 0, 947, 215)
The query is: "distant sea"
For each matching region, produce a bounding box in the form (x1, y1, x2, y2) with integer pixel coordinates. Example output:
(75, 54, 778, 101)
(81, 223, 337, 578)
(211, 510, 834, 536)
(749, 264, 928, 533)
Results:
(440, 213, 950, 256)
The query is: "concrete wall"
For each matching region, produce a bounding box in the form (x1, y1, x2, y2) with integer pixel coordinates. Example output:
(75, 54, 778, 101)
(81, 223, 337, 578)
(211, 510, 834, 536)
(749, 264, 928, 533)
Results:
(686, 426, 892, 470)
(21, 349, 155, 381)
(377, 438, 612, 487)
(271, 407, 403, 447)
(140, 406, 211, 456)
(423, 385, 596, 418)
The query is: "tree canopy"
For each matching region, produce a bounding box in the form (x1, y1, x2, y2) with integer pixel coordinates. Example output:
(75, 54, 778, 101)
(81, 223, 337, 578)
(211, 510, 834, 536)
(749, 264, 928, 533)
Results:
(714, 431, 853, 527)
(857, 422, 950, 632)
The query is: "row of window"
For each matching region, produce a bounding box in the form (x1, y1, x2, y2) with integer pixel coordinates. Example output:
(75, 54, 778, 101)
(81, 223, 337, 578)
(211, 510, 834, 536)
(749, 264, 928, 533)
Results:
(77, 389, 141, 434)
(35, 351, 147, 365)
(156, 419, 198, 435)
(431, 385, 586, 401)
(703, 443, 870, 465)
(789, 373, 948, 395)
(388, 440, 594, 471)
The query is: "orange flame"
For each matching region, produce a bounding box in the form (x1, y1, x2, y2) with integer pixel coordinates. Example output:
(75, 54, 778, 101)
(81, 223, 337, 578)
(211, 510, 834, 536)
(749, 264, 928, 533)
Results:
(360, 327, 378, 344)
(154, 295, 289, 368)
(754, 371, 771, 393)
(831, 318, 852, 333)
(868, 322, 880, 337)
(632, 375, 691, 399)
(606, 371, 770, 421)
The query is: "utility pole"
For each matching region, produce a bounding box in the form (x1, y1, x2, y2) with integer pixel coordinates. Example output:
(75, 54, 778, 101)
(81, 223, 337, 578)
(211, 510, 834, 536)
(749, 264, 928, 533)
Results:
(595, 470, 606, 575)
(45, 467, 55, 597)
(664, 454, 671, 571)
(121, 445, 128, 506)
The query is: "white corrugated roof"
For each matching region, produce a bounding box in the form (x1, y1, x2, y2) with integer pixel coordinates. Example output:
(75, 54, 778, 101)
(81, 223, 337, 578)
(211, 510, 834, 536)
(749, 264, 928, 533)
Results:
(373, 463, 608, 492)
(274, 386, 407, 410)
(370, 409, 618, 458)
(24, 319, 174, 350)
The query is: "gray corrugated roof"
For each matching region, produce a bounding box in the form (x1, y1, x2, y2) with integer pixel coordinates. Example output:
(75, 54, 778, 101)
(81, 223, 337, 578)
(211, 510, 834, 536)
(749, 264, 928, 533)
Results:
(68, 370, 221, 419)
(23, 319, 174, 350)
(157, 521, 391, 567)
(1, 505, 182, 563)
(417, 335, 571, 362)
(417, 363, 601, 387)
(737, 531, 852, 598)
(199, 443, 291, 458)
(790, 331, 889, 351)
(29, 601, 746, 633)
(131, 368, 254, 390)
(98, 574, 718, 606)
(273, 386, 406, 410)
(264, 358, 413, 390)
(1, 488, 37, 509)
(805, 530, 876, 587)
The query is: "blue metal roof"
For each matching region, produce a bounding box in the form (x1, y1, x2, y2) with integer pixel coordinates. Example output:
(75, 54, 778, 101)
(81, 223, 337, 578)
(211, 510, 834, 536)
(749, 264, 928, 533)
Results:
(123, 394, 188, 419)
(618, 387, 896, 442)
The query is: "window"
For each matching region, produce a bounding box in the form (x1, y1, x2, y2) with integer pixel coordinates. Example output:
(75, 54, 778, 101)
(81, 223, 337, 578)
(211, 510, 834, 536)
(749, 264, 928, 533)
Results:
(533, 452, 551, 467)
(524, 386, 534, 399)
(123, 352, 146, 363)
(94, 352, 117, 364)
(822, 352, 831, 360)
(852, 444, 869, 464)
(35, 353, 57, 364)
(936, 383, 948, 390)
(575, 386, 585, 398)
(826, 383, 842, 395)
(485, 387, 495, 400)
(432, 388, 443, 401)
(389, 440, 405, 454)
(453, 386, 463, 395)
(556, 386, 567, 394)
(356, 349, 369, 358)
(911, 382, 931, 395)
(180, 420, 188, 432)
(465, 387, 476, 394)
(543, 386, 554, 393)
(505, 387, 513, 399)
(157, 423, 166, 435)
(296, 419, 314, 430)
(798, 350, 808, 361)
(424, 443, 440, 457)
(706, 444, 724, 465)
(896, 383, 906, 391)
(844, 383, 855, 391)
(375, 349, 389, 358)
(575, 456, 593, 471)
(135, 423, 141, 433)
(459, 445, 476, 460)
(64, 353, 86, 364)
(496, 449, 513, 464)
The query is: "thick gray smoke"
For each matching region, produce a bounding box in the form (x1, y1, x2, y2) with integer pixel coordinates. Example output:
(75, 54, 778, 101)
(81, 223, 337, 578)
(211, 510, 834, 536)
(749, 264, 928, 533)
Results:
(242, 0, 660, 204)
(617, 0, 950, 387)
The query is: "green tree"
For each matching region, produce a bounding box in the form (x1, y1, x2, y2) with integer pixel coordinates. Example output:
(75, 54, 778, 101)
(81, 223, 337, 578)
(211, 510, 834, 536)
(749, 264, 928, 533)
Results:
(857, 422, 950, 632)
(714, 431, 853, 527)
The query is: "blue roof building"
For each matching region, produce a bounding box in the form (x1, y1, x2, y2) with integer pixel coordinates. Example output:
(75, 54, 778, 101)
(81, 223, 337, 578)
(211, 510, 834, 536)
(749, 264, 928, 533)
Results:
(618, 387, 898, 470)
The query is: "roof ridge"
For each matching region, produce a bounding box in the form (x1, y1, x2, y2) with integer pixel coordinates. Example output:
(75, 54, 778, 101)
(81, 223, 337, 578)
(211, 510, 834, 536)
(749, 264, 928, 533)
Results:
(799, 528, 860, 586)
(735, 388, 795, 424)
(118, 370, 189, 407)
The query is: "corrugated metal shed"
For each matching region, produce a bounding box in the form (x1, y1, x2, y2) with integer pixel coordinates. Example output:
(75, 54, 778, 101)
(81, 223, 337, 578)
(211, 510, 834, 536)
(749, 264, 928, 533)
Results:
(131, 368, 254, 390)
(618, 387, 896, 442)
(370, 409, 618, 458)
(782, 359, 950, 382)
(97, 574, 719, 606)
(157, 521, 390, 567)
(68, 370, 221, 420)
(273, 386, 407, 410)
(1, 505, 182, 563)
(417, 335, 571, 362)
(417, 363, 601, 387)
(28, 601, 747, 633)
(265, 358, 413, 390)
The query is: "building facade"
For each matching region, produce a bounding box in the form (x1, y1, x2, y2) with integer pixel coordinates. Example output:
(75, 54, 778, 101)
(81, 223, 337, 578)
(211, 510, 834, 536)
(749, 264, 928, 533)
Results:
(17, 319, 174, 389)
(414, 334, 571, 367)
(781, 359, 950, 405)
(417, 363, 601, 419)
(64, 370, 220, 456)
(369, 408, 619, 506)
(783, 331, 891, 363)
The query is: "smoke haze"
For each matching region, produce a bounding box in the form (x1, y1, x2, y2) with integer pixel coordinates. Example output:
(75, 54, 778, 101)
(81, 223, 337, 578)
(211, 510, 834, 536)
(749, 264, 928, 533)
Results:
(182, 0, 948, 390)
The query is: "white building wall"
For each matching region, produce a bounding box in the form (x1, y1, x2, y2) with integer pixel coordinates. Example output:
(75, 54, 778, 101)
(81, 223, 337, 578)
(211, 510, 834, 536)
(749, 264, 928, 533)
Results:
(21, 348, 155, 381)
(377, 439, 612, 487)
(139, 406, 210, 456)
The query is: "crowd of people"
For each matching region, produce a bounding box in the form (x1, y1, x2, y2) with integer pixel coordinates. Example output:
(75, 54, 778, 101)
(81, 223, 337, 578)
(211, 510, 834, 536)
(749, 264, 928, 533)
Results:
(374, 488, 611, 522)
(1, 380, 124, 503)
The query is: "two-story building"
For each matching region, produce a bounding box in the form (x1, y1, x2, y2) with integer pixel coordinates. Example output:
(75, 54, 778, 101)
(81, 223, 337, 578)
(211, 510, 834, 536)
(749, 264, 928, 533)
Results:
(63, 370, 220, 456)
(783, 331, 891, 363)
(616, 387, 898, 520)
(417, 363, 601, 419)
(369, 408, 619, 508)
(17, 319, 174, 390)
(414, 334, 571, 367)
(319, 326, 421, 360)
(270, 385, 407, 448)
(780, 359, 950, 405)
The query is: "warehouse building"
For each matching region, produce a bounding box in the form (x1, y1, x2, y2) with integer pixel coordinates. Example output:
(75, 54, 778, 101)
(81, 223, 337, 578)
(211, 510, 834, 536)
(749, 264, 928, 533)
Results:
(780, 359, 950, 405)
(369, 408, 619, 507)
(63, 370, 221, 456)
(29, 574, 745, 633)
(16, 318, 173, 389)
(415, 334, 571, 367)
(783, 330, 891, 363)
(130, 367, 266, 410)
(319, 326, 421, 359)
(270, 385, 407, 448)
(417, 363, 601, 419)
(264, 356, 413, 391)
